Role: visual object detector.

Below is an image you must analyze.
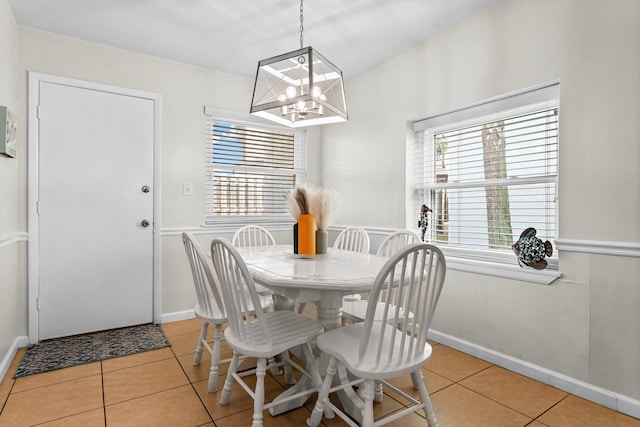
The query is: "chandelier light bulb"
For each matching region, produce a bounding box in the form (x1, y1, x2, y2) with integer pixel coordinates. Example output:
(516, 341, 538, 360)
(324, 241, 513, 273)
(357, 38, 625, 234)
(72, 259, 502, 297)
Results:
(312, 86, 322, 98)
(285, 86, 297, 99)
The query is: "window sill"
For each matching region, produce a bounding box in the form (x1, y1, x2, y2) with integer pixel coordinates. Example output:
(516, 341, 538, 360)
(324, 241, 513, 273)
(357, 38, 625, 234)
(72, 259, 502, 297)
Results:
(446, 255, 561, 285)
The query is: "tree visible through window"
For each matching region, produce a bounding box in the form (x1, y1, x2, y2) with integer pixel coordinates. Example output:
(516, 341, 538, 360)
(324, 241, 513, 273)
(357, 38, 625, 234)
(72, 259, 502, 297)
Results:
(412, 85, 559, 258)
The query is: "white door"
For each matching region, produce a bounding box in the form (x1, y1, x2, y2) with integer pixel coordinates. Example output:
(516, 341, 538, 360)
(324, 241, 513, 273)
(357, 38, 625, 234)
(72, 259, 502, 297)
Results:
(34, 78, 156, 340)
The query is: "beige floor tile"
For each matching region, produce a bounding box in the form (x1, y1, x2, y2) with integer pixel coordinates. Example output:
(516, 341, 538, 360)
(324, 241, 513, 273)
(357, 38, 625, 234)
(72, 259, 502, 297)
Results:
(0, 378, 13, 397)
(12, 362, 101, 393)
(537, 395, 640, 427)
(196, 372, 287, 420)
(176, 345, 235, 384)
(385, 367, 453, 402)
(429, 384, 532, 427)
(460, 365, 568, 418)
(10, 348, 26, 367)
(106, 384, 211, 426)
(35, 408, 105, 426)
(3, 318, 637, 427)
(304, 383, 407, 427)
(161, 318, 203, 337)
(426, 345, 493, 382)
(0, 375, 103, 427)
(103, 357, 189, 405)
(166, 325, 215, 356)
(102, 347, 174, 373)
(0, 347, 23, 394)
(214, 405, 312, 427)
(368, 411, 428, 427)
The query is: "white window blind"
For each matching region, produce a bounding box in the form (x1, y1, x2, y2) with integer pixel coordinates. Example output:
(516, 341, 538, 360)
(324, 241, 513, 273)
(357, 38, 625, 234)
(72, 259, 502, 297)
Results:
(412, 83, 559, 260)
(205, 114, 306, 225)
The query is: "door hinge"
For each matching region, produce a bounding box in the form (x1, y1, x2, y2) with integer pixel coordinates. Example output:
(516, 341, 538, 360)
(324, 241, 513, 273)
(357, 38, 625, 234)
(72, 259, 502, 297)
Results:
(37, 105, 42, 119)
(37, 201, 41, 215)
(36, 297, 40, 310)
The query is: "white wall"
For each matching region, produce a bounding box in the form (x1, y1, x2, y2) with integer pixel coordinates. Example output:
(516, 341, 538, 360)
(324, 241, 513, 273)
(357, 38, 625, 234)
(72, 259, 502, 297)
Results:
(0, 0, 27, 374)
(15, 27, 322, 320)
(321, 0, 640, 404)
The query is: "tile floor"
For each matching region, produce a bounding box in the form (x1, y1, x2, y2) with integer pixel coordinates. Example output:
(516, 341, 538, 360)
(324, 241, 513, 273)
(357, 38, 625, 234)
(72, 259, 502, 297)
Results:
(1, 306, 639, 427)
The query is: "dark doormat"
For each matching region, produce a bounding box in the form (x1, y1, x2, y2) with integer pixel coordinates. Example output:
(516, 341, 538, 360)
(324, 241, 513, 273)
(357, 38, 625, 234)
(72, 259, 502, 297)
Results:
(14, 323, 171, 378)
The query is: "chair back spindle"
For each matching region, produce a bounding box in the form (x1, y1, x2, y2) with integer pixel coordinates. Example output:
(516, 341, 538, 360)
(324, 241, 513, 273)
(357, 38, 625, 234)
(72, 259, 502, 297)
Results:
(211, 237, 272, 348)
(182, 233, 225, 318)
(376, 230, 421, 256)
(333, 226, 370, 254)
(232, 225, 276, 248)
(359, 243, 446, 370)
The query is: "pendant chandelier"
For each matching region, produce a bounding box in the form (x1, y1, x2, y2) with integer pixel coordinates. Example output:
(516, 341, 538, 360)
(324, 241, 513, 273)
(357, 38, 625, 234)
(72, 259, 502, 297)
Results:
(250, 0, 348, 128)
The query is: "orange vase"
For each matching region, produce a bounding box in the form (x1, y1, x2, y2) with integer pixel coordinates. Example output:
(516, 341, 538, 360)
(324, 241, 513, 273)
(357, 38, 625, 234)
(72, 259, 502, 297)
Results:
(298, 214, 317, 255)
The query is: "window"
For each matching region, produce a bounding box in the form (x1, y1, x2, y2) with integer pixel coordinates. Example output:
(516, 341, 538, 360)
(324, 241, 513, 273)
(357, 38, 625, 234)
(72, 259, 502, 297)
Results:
(410, 83, 559, 269)
(205, 108, 306, 225)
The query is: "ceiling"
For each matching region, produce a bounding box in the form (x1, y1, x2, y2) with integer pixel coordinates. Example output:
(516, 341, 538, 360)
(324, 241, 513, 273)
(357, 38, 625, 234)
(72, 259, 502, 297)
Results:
(8, 0, 503, 80)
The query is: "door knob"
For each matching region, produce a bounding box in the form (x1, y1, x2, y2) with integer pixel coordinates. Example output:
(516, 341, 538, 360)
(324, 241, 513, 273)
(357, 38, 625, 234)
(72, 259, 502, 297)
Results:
(141, 185, 150, 193)
(141, 219, 150, 228)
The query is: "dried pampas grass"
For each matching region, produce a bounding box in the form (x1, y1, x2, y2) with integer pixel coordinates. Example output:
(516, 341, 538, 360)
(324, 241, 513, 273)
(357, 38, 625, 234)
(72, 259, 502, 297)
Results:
(285, 187, 308, 218)
(308, 187, 341, 230)
(285, 186, 341, 230)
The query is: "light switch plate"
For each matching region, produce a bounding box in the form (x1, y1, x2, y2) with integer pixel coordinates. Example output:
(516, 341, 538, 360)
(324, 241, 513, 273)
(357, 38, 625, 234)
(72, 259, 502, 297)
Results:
(183, 181, 194, 196)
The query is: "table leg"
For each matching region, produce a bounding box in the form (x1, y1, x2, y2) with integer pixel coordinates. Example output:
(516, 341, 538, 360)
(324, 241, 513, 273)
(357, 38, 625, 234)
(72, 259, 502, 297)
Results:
(269, 292, 316, 416)
(268, 292, 364, 422)
(273, 293, 296, 311)
(317, 293, 364, 423)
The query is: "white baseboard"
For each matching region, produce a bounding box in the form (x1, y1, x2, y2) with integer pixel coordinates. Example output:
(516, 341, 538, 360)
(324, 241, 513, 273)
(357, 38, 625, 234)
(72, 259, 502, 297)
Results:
(428, 329, 640, 420)
(0, 335, 29, 383)
(159, 309, 195, 324)
(0, 232, 28, 249)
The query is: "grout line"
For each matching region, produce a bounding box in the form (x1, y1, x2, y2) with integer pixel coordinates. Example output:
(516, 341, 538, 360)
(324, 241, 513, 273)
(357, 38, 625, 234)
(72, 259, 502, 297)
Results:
(100, 361, 107, 427)
(170, 345, 216, 424)
(456, 380, 538, 422)
(531, 393, 571, 423)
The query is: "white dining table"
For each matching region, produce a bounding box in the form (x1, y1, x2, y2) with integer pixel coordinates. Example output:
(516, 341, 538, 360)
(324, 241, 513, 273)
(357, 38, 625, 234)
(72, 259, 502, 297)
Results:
(235, 244, 389, 422)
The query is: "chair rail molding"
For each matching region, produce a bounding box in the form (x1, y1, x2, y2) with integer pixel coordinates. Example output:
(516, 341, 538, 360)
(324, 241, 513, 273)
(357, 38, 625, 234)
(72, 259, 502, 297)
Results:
(0, 232, 28, 248)
(555, 239, 640, 258)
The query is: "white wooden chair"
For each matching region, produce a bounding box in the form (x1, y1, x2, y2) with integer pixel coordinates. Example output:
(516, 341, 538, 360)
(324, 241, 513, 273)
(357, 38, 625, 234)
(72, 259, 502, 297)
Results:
(211, 237, 326, 427)
(333, 226, 370, 254)
(342, 230, 421, 323)
(307, 242, 446, 427)
(232, 225, 277, 248)
(181, 232, 274, 393)
(232, 225, 277, 298)
(298, 226, 370, 314)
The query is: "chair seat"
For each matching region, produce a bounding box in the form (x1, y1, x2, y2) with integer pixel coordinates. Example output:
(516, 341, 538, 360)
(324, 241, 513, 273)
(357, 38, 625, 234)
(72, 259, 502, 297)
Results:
(342, 300, 412, 323)
(195, 293, 273, 323)
(194, 301, 225, 323)
(224, 309, 323, 358)
(317, 322, 431, 379)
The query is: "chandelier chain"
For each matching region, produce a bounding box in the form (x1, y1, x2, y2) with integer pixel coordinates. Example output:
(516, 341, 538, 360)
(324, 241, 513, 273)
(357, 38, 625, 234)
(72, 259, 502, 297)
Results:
(299, 0, 304, 48)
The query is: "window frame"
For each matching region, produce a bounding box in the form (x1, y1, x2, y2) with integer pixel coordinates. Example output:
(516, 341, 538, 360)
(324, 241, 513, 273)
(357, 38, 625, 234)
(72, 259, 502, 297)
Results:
(408, 83, 561, 284)
(204, 107, 307, 229)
